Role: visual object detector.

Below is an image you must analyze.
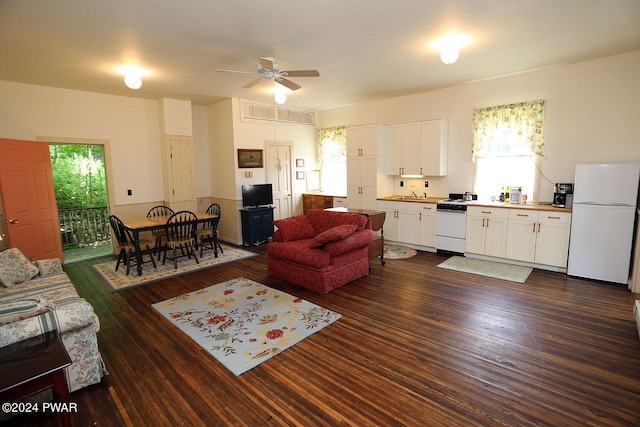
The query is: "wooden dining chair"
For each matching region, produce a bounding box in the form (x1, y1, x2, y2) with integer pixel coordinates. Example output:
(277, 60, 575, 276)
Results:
(147, 205, 174, 260)
(108, 215, 157, 275)
(195, 203, 223, 258)
(163, 210, 199, 269)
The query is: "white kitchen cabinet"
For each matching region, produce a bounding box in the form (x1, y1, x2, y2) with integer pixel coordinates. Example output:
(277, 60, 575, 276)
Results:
(378, 201, 401, 242)
(346, 124, 392, 210)
(505, 210, 539, 262)
(347, 124, 379, 157)
(377, 201, 433, 246)
(418, 203, 436, 247)
(420, 119, 448, 176)
(385, 119, 448, 177)
(397, 207, 420, 244)
(505, 209, 572, 267)
(465, 206, 508, 257)
(385, 122, 421, 176)
(377, 201, 419, 244)
(533, 211, 572, 267)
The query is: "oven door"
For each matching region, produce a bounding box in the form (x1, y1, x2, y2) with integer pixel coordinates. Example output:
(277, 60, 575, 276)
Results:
(435, 210, 467, 254)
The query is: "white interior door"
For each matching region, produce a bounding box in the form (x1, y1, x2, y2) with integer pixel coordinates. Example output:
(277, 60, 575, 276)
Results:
(266, 142, 293, 220)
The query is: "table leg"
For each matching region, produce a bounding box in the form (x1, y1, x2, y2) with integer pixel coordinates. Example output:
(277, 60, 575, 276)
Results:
(132, 230, 144, 276)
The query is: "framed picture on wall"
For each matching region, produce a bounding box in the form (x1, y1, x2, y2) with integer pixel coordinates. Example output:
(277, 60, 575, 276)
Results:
(296, 158, 305, 168)
(237, 149, 263, 168)
(296, 171, 305, 180)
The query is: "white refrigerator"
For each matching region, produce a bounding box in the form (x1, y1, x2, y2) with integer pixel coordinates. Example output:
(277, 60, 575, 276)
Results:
(567, 163, 640, 284)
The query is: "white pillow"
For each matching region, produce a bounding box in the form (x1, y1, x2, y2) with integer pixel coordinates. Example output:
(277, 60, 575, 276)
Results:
(0, 248, 40, 287)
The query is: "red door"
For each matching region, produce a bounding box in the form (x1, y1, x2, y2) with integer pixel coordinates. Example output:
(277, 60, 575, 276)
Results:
(0, 138, 63, 261)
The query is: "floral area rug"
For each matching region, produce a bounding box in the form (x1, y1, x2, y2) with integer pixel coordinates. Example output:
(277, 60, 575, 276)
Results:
(91, 244, 257, 292)
(384, 244, 417, 260)
(152, 277, 341, 375)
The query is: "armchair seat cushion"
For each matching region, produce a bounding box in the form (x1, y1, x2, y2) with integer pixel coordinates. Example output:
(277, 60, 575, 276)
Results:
(268, 240, 331, 269)
(268, 209, 373, 294)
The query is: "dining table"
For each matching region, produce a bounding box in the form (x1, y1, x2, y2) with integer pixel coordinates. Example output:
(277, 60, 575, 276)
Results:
(120, 212, 218, 276)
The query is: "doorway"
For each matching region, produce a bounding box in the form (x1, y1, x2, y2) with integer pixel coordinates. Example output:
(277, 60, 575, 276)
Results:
(48, 141, 112, 262)
(266, 142, 293, 220)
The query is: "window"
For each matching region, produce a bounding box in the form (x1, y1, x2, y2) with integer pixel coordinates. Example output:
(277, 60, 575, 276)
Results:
(472, 100, 545, 201)
(317, 127, 347, 195)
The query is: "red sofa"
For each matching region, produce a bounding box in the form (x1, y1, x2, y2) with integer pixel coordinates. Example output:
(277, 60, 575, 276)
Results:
(267, 209, 373, 294)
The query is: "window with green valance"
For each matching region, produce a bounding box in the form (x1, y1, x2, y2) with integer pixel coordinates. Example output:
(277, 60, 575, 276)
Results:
(472, 99, 545, 162)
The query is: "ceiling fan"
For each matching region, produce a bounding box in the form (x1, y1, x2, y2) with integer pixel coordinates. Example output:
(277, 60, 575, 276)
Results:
(216, 57, 319, 91)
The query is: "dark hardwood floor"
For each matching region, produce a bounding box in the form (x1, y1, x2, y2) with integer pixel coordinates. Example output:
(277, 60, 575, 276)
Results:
(5, 244, 640, 426)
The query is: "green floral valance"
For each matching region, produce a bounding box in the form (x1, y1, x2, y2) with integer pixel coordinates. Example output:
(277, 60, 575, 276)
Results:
(472, 99, 545, 162)
(317, 126, 346, 162)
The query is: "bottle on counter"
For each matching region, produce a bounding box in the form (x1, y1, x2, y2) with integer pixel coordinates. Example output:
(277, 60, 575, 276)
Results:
(505, 185, 510, 203)
(499, 187, 505, 202)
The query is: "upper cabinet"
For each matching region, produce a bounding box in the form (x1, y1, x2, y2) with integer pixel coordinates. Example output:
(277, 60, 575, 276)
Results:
(420, 119, 448, 176)
(346, 124, 392, 210)
(385, 119, 448, 177)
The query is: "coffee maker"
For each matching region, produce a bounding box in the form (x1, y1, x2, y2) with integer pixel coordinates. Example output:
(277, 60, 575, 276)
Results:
(553, 183, 574, 208)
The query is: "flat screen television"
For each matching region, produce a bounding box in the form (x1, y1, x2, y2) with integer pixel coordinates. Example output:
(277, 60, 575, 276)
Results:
(241, 184, 273, 208)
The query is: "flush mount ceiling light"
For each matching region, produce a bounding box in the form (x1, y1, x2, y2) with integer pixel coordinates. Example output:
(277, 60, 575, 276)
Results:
(430, 33, 471, 65)
(124, 73, 142, 89)
(115, 65, 147, 90)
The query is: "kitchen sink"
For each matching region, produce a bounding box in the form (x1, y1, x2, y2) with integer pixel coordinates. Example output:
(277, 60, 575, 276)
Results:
(388, 195, 427, 200)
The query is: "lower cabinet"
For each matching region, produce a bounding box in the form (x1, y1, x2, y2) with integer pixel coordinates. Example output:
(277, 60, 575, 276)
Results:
(377, 201, 435, 247)
(303, 194, 334, 214)
(240, 207, 275, 246)
(418, 204, 436, 247)
(506, 210, 572, 267)
(465, 207, 509, 258)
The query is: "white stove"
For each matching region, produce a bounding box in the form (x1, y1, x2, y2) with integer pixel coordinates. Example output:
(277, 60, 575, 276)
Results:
(435, 193, 474, 254)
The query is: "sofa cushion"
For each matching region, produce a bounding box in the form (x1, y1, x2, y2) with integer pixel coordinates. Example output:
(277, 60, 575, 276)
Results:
(0, 248, 40, 287)
(35, 258, 63, 276)
(0, 297, 52, 325)
(306, 209, 369, 235)
(309, 224, 358, 249)
(273, 215, 316, 242)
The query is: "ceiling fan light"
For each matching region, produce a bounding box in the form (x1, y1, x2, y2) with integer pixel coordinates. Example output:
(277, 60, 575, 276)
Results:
(124, 73, 142, 89)
(274, 91, 287, 104)
(440, 47, 459, 65)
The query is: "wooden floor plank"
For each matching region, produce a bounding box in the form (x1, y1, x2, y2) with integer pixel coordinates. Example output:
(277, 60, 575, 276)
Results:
(4, 244, 640, 426)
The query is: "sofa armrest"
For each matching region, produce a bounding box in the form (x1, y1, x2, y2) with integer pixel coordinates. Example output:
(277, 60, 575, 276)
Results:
(323, 229, 374, 256)
(0, 299, 97, 348)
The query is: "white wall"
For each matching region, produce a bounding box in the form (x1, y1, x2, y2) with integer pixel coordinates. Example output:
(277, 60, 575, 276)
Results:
(319, 50, 640, 202)
(0, 81, 165, 206)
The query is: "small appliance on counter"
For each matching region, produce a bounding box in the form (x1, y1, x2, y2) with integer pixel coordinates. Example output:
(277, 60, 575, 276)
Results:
(552, 183, 574, 208)
(509, 186, 523, 204)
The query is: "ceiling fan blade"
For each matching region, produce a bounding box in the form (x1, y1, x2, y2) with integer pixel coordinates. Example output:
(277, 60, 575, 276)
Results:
(276, 77, 301, 91)
(216, 69, 257, 75)
(259, 57, 275, 71)
(282, 70, 320, 77)
(242, 77, 266, 88)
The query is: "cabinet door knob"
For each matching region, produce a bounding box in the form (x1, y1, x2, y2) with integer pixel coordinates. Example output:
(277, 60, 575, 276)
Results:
(8, 218, 19, 224)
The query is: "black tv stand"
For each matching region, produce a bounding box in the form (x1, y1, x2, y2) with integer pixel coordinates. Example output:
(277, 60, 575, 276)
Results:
(239, 206, 275, 246)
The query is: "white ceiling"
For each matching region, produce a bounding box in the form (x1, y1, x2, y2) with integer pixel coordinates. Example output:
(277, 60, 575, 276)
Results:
(1, 0, 639, 111)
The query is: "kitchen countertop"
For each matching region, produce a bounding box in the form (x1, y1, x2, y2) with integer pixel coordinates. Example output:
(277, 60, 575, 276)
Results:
(377, 195, 445, 204)
(377, 195, 572, 212)
(466, 201, 572, 213)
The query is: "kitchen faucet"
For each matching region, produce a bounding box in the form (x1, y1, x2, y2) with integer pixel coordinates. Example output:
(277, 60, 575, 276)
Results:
(410, 191, 418, 198)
